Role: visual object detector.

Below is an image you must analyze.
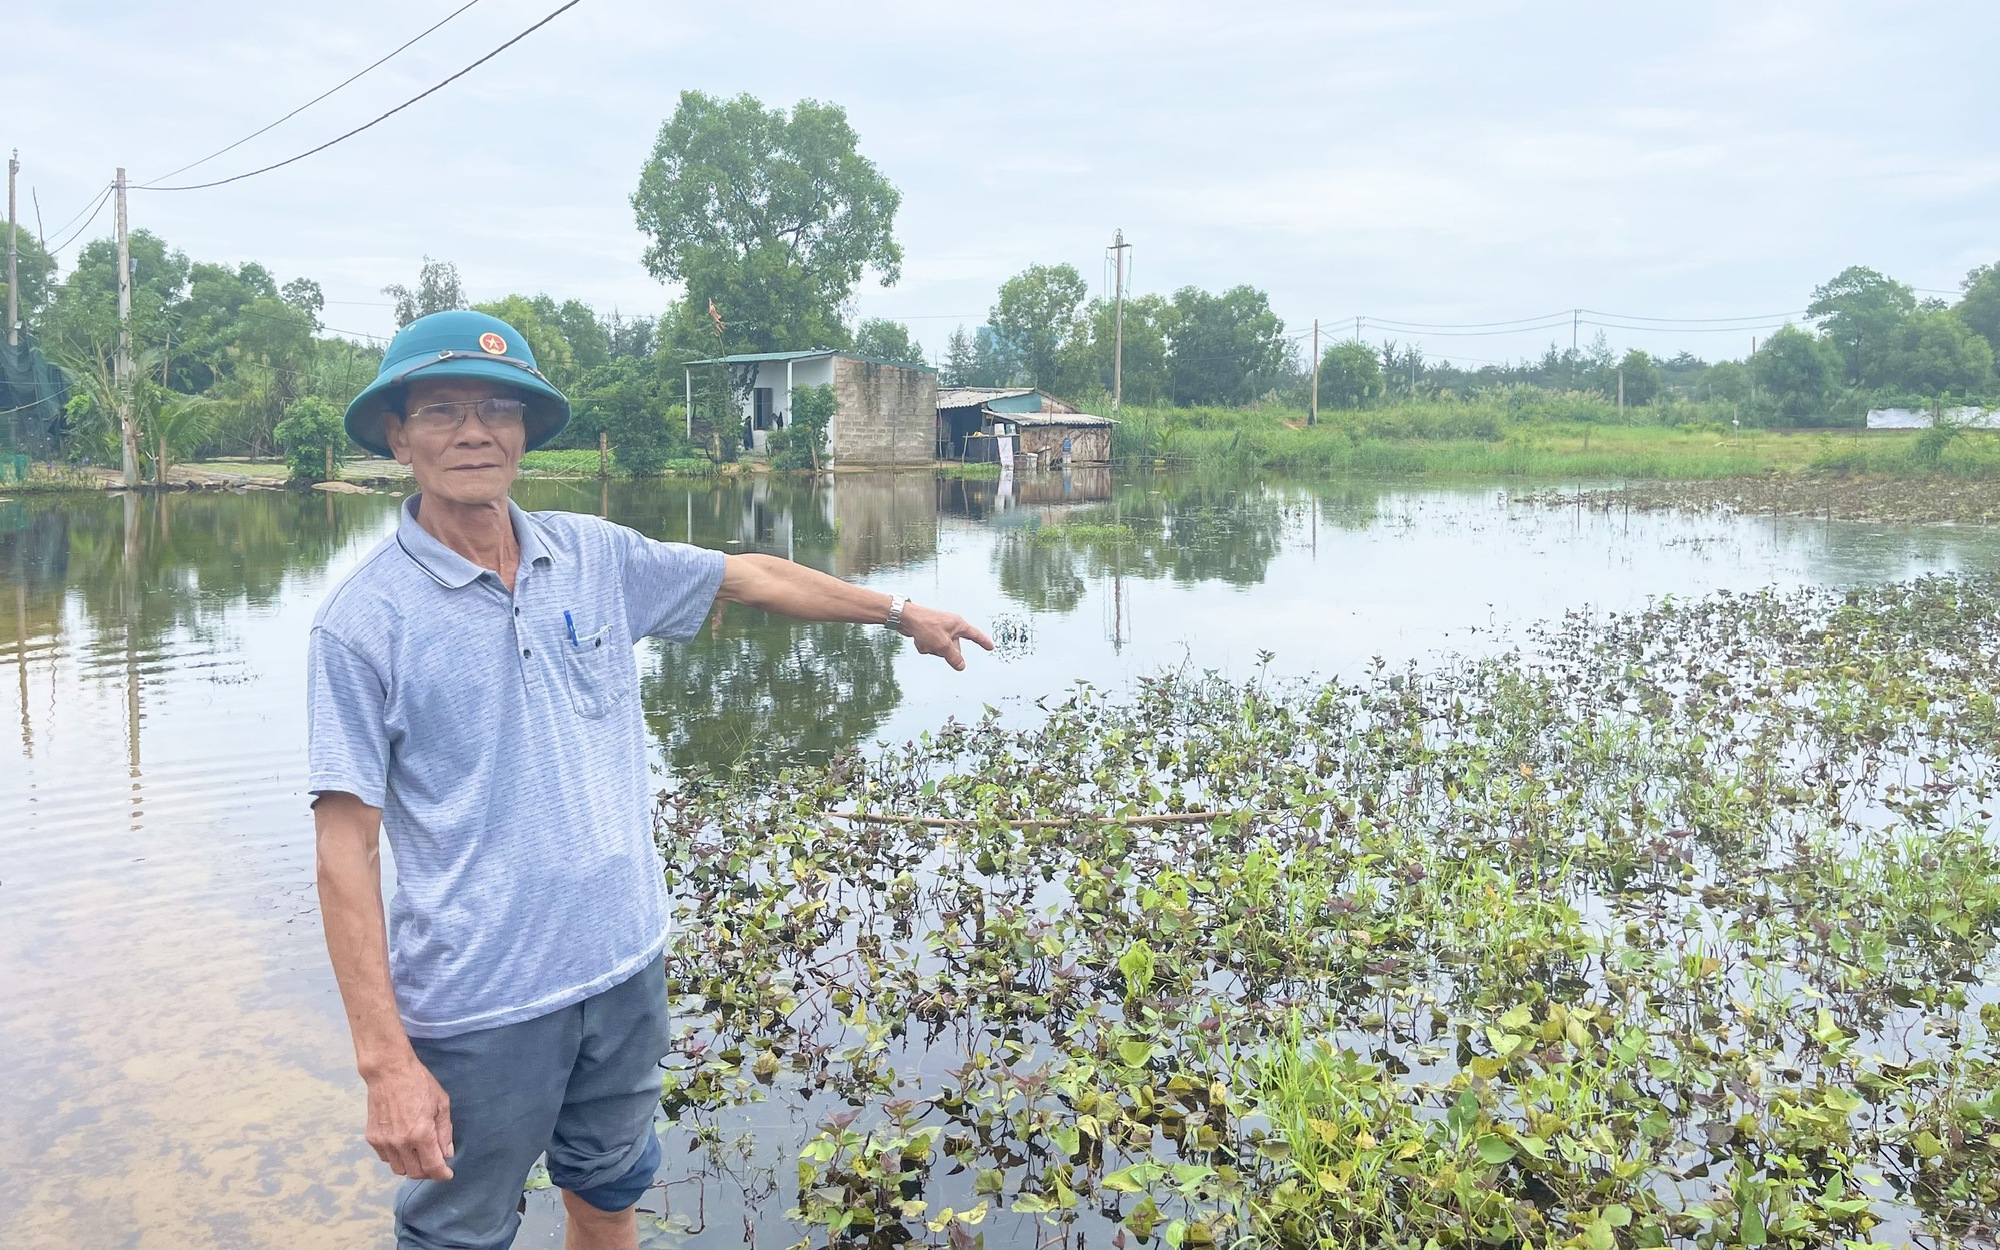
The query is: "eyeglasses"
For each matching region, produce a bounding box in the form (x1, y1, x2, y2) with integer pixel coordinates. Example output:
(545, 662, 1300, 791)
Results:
(404, 397, 527, 434)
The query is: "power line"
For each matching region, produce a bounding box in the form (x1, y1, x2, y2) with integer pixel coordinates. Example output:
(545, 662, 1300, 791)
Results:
(1580, 307, 1807, 324)
(138, 0, 588, 193)
(44, 184, 116, 255)
(39, 182, 112, 250)
(138, 0, 488, 189)
(1358, 310, 1575, 331)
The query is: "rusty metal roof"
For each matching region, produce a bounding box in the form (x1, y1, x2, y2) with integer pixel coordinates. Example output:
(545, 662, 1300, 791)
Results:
(998, 411, 1116, 427)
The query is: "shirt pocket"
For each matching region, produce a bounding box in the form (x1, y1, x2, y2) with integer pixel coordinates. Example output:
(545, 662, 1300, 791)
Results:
(561, 622, 624, 719)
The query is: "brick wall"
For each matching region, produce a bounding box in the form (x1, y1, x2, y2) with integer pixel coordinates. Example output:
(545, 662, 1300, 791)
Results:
(830, 358, 937, 464)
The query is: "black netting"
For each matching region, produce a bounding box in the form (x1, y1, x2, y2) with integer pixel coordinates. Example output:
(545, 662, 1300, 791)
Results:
(0, 329, 69, 457)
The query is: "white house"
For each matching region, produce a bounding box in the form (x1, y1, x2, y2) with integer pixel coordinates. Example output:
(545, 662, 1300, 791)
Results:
(684, 350, 937, 465)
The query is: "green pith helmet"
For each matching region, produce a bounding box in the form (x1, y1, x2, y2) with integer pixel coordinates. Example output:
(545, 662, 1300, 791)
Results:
(342, 309, 570, 457)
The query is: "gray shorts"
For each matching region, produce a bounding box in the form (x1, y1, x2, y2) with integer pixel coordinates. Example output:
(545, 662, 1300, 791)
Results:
(395, 953, 669, 1250)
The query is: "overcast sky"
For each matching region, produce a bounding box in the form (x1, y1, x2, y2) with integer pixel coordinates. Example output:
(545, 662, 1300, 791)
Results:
(9, 0, 1998, 366)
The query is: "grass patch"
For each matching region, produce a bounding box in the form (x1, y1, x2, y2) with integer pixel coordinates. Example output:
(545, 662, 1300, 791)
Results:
(937, 461, 1002, 479)
(1028, 520, 1138, 547)
(518, 451, 717, 478)
(0, 462, 104, 492)
(520, 449, 606, 476)
(1109, 402, 2000, 482)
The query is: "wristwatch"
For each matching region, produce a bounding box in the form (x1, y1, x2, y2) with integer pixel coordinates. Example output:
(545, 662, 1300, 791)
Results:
(884, 594, 908, 633)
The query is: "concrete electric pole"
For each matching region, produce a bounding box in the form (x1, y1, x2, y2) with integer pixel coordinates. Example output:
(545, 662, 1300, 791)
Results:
(116, 167, 138, 487)
(1108, 229, 1130, 412)
(6, 151, 18, 347)
(1309, 319, 1319, 426)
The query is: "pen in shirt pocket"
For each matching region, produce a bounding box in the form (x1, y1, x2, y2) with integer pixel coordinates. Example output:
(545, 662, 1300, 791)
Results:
(563, 610, 580, 648)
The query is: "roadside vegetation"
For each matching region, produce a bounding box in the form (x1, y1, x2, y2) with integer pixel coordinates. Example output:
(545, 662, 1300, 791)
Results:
(655, 573, 2000, 1249)
(1107, 401, 2000, 482)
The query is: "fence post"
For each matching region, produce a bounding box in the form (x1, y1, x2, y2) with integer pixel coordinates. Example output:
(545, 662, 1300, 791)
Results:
(599, 431, 609, 478)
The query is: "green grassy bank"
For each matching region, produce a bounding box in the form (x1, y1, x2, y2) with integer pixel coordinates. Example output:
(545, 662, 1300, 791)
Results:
(1110, 401, 2000, 480)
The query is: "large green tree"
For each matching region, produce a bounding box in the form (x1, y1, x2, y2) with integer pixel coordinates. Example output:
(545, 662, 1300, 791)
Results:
(1166, 285, 1288, 406)
(1954, 262, 2000, 357)
(1806, 266, 1916, 388)
(1081, 292, 1171, 406)
(1751, 325, 1841, 424)
(1317, 340, 1382, 410)
(851, 318, 925, 366)
(941, 326, 976, 386)
(473, 294, 580, 389)
(633, 92, 902, 356)
(3, 230, 58, 329)
(1616, 349, 1661, 407)
(382, 257, 465, 327)
(1884, 308, 1993, 396)
(987, 263, 1088, 392)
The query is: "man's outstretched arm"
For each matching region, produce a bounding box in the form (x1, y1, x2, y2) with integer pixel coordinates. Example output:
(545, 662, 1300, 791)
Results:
(717, 553, 994, 670)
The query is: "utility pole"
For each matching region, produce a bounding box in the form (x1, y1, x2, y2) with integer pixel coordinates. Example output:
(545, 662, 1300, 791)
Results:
(116, 168, 138, 488)
(1108, 229, 1130, 412)
(6, 150, 18, 346)
(1309, 319, 1319, 425)
(1618, 367, 1625, 417)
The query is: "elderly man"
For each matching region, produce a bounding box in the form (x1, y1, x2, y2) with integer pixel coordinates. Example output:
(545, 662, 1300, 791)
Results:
(308, 310, 990, 1250)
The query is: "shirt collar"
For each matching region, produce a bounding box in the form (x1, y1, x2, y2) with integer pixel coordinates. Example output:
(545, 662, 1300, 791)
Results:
(396, 494, 555, 589)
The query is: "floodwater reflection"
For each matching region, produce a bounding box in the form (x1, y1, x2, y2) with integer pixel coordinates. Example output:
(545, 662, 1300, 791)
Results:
(4, 471, 2000, 1247)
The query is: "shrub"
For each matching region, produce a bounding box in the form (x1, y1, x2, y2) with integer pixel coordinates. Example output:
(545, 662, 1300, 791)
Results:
(770, 384, 834, 471)
(274, 397, 347, 483)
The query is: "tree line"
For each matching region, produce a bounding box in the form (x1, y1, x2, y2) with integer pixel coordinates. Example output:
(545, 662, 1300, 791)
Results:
(9, 83, 1999, 477)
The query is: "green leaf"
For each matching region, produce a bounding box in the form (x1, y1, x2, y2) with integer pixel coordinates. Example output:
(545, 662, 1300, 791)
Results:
(1118, 1039, 1154, 1067)
(1476, 1134, 1517, 1165)
(1100, 1166, 1147, 1194)
(1740, 1201, 1767, 1246)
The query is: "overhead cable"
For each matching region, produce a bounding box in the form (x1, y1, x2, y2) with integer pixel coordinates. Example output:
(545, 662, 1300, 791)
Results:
(138, 0, 488, 189)
(39, 182, 113, 250)
(44, 184, 117, 255)
(1356, 310, 1576, 331)
(139, 0, 587, 192)
(1581, 308, 1807, 324)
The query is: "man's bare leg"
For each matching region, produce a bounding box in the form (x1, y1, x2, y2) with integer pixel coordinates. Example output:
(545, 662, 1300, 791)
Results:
(561, 1189, 638, 1250)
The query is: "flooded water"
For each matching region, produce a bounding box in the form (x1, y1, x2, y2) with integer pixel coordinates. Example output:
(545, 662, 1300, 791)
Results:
(3, 469, 1998, 1249)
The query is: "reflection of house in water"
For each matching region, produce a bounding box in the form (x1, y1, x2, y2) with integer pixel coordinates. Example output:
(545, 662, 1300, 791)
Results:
(936, 387, 1116, 466)
(936, 466, 1113, 521)
(827, 472, 939, 578)
(727, 477, 807, 560)
(684, 350, 936, 464)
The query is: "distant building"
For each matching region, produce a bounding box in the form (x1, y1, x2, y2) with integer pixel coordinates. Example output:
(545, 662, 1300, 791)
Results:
(685, 350, 936, 465)
(935, 387, 1115, 466)
(1866, 406, 2000, 430)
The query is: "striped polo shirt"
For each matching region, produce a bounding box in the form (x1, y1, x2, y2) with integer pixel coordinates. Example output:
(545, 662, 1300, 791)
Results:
(307, 495, 726, 1038)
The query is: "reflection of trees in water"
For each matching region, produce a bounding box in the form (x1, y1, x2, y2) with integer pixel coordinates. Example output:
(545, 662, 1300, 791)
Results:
(993, 535, 1087, 612)
(992, 475, 1327, 611)
(640, 617, 901, 776)
(534, 476, 912, 777)
(0, 490, 393, 656)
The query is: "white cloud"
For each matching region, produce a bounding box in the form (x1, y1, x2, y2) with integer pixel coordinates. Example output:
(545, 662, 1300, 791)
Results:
(6, 0, 1997, 362)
